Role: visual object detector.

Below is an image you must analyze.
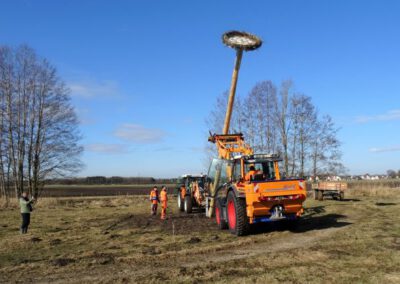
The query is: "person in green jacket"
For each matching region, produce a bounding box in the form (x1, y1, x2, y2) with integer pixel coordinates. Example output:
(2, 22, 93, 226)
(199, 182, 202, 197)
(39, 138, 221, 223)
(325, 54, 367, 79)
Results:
(19, 192, 35, 234)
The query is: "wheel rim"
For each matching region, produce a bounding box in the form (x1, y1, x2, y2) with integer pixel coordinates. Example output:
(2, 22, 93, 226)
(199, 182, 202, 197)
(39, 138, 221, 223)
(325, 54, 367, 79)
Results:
(227, 200, 236, 230)
(216, 206, 220, 225)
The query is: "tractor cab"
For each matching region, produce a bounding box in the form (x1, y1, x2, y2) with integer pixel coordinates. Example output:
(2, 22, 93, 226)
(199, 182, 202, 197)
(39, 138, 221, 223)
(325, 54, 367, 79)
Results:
(178, 174, 206, 191)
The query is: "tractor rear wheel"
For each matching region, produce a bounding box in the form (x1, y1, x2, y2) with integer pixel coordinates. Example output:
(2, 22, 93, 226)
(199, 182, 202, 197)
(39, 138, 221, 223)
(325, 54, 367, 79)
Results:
(184, 196, 192, 213)
(177, 193, 184, 211)
(226, 191, 249, 236)
(216, 198, 228, 230)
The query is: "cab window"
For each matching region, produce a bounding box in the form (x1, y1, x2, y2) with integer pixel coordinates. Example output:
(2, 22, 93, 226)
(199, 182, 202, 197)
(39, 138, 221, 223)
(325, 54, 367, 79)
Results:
(207, 158, 233, 189)
(233, 161, 242, 182)
(244, 161, 276, 180)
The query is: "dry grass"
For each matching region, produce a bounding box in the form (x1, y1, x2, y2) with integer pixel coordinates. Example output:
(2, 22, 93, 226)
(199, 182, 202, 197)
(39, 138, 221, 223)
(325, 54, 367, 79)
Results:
(347, 179, 400, 190)
(348, 187, 400, 197)
(1, 189, 399, 283)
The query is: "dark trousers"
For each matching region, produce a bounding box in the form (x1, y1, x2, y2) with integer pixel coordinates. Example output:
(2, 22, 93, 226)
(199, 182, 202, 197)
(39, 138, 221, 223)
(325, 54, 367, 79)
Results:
(21, 213, 30, 234)
(151, 203, 158, 215)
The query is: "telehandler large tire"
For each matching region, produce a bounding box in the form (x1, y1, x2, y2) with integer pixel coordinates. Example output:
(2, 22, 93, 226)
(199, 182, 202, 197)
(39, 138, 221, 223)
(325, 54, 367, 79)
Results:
(184, 196, 192, 213)
(215, 198, 228, 230)
(226, 191, 249, 236)
(177, 193, 184, 211)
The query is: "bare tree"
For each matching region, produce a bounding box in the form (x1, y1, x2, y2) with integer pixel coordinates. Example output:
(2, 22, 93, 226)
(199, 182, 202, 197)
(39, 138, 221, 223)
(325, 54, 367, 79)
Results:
(245, 81, 278, 153)
(386, 170, 396, 179)
(0, 45, 83, 201)
(290, 94, 317, 177)
(274, 80, 293, 175)
(205, 79, 344, 179)
(204, 90, 243, 166)
(310, 115, 344, 178)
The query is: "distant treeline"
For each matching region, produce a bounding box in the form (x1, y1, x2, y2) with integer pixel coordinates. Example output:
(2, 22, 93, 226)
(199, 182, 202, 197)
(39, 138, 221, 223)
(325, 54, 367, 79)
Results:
(45, 176, 177, 185)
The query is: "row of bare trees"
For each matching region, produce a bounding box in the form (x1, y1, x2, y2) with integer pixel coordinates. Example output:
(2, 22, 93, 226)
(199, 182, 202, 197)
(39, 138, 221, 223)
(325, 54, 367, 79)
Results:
(0, 45, 83, 203)
(206, 80, 345, 178)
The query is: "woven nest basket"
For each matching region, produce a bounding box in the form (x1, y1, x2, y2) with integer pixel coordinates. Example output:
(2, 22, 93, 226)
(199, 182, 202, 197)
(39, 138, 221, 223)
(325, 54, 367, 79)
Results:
(222, 31, 262, 51)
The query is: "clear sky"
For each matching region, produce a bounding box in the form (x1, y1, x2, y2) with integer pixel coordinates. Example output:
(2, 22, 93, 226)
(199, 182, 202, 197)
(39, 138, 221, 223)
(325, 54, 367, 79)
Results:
(1, 0, 399, 177)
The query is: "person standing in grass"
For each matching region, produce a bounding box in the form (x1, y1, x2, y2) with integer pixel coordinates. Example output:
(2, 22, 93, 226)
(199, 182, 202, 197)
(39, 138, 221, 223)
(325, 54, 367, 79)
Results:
(149, 186, 159, 215)
(19, 192, 35, 234)
(160, 186, 168, 220)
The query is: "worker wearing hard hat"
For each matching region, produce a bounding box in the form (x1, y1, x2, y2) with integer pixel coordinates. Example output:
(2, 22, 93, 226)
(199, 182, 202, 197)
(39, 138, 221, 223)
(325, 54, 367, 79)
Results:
(149, 186, 159, 215)
(160, 186, 168, 220)
(245, 165, 259, 181)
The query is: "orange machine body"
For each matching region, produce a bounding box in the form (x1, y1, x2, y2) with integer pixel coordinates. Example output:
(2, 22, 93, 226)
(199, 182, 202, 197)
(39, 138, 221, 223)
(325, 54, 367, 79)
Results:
(208, 133, 306, 230)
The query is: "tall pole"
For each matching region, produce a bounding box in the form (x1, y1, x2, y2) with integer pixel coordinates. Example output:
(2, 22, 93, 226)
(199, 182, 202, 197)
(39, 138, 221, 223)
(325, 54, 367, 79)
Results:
(207, 50, 243, 218)
(222, 49, 243, 134)
(207, 31, 262, 218)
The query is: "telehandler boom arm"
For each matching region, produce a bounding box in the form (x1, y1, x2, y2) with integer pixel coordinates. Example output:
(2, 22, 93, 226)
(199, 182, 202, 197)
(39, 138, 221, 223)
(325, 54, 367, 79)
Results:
(208, 133, 253, 159)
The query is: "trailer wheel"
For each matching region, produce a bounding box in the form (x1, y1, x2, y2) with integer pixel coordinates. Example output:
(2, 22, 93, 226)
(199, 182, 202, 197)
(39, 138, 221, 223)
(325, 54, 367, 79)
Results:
(314, 190, 318, 200)
(177, 193, 184, 211)
(216, 198, 228, 230)
(318, 190, 324, 201)
(184, 196, 192, 213)
(226, 191, 249, 236)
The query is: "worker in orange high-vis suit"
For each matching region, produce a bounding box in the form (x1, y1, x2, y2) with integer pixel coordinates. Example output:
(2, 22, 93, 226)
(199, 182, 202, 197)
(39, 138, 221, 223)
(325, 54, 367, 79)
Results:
(160, 186, 168, 220)
(149, 186, 159, 215)
(245, 165, 259, 181)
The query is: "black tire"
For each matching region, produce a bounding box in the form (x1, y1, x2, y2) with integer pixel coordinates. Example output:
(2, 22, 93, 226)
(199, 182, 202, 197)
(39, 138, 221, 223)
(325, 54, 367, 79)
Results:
(226, 191, 249, 236)
(215, 198, 228, 230)
(184, 196, 192, 213)
(177, 193, 184, 211)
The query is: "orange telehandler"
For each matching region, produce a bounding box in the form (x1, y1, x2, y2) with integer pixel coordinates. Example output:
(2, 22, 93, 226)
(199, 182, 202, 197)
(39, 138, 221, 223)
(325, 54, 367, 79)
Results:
(201, 31, 306, 235)
(205, 133, 307, 235)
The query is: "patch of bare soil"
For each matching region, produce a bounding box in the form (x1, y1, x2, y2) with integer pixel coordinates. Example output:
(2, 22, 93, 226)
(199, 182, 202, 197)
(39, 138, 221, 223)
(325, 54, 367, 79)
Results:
(104, 211, 219, 235)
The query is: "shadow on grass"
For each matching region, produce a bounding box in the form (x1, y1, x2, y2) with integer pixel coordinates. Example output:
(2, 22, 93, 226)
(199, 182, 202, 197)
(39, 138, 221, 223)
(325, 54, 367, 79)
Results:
(314, 198, 361, 202)
(292, 213, 351, 233)
(341, 198, 361, 202)
(251, 213, 351, 235)
(375, 202, 397, 206)
(304, 206, 326, 216)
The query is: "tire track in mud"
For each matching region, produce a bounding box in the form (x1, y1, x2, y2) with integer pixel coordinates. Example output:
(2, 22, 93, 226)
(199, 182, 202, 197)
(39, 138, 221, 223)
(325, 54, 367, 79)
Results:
(181, 226, 345, 267)
(45, 226, 347, 284)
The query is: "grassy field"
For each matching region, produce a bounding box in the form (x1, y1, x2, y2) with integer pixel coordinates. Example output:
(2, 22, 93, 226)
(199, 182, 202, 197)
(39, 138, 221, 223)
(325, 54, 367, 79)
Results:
(0, 188, 399, 283)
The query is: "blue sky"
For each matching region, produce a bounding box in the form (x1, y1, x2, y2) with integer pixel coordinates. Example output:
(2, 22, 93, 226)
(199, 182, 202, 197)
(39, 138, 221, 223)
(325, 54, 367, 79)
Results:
(1, 0, 399, 177)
